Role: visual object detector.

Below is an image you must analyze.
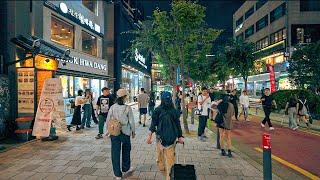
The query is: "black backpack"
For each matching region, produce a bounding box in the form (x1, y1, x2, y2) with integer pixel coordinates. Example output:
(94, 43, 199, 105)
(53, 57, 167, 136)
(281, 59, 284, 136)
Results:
(157, 109, 179, 147)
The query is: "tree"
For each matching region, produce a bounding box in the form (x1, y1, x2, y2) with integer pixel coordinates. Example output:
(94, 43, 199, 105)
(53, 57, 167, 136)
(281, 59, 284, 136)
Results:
(288, 41, 320, 89)
(213, 48, 233, 89)
(128, 0, 221, 133)
(224, 39, 255, 90)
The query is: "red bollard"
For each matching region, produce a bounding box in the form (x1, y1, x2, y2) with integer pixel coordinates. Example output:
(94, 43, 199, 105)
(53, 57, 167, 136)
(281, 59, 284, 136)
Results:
(263, 133, 272, 180)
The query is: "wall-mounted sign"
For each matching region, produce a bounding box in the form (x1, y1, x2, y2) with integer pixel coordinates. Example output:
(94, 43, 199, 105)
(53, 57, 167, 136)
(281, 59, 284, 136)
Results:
(134, 49, 147, 69)
(44, 1, 103, 37)
(58, 56, 108, 71)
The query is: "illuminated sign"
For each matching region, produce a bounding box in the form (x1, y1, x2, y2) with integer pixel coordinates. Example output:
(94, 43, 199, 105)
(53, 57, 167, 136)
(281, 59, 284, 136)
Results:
(44, 1, 102, 36)
(58, 56, 107, 71)
(135, 49, 147, 69)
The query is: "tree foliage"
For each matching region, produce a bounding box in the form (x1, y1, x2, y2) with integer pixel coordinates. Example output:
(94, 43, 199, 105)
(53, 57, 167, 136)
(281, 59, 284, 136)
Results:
(288, 41, 320, 89)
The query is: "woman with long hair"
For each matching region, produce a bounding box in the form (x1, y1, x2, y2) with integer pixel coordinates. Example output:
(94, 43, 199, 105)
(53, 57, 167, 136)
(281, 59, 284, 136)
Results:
(81, 89, 92, 128)
(107, 89, 135, 180)
(285, 96, 299, 130)
(217, 94, 235, 157)
(147, 91, 184, 180)
(69, 90, 89, 131)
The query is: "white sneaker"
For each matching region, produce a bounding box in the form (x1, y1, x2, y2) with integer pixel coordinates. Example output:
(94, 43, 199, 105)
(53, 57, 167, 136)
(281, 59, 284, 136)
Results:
(123, 167, 135, 178)
(261, 123, 265, 128)
(269, 127, 275, 130)
(115, 177, 121, 180)
(293, 127, 299, 131)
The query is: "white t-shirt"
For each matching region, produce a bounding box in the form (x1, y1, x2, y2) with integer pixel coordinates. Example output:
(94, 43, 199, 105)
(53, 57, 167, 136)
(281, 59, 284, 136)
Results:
(197, 95, 212, 116)
(75, 96, 83, 106)
(239, 95, 250, 108)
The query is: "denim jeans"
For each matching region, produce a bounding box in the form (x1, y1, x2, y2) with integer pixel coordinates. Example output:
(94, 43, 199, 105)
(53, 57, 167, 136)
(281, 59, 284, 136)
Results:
(81, 104, 92, 127)
(98, 114, 107, 134)
(110, 134, 131, 177)
(198, 115, 208, 136)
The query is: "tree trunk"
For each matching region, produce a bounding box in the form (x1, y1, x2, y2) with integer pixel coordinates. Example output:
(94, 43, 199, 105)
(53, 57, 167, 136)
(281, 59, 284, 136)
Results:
(179, 49, 189, 134)
(244, 77, 248, 91)
(222, 80, 226, 90)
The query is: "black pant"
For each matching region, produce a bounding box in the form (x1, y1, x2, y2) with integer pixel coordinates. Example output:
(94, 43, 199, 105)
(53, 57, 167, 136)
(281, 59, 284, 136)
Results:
(198, 115, 208, 136)
(110, 134, 131, 177)
(234, 105, 238, 120)
(262, 106, 272, 127)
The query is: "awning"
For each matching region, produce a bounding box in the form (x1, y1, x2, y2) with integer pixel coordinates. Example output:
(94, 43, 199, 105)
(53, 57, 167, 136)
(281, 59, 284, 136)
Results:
(56, 69, 115, 81)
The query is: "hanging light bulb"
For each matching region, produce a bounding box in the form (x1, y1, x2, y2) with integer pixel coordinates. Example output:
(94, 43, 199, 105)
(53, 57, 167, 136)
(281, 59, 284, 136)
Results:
(62, 26, 65, 31)
(68, 29, 71, 33)
(54, 23, 58, 28)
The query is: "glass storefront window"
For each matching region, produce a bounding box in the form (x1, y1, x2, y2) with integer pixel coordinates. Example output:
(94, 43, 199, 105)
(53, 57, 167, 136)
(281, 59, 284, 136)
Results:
(51, 16, 74, 48)
(91, 79, 100, 102)
(75, 77, 90, 94)
(59, 75, 68, 98)
(69, 76, 74, 97)
(82, 31, 97, 56)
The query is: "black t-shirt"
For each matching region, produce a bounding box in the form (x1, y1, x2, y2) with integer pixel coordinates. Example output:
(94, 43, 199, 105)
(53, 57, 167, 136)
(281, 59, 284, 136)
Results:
(97, 95, 115, 116)
(229, 94, 238, 106)
(261, 95, 273, 107)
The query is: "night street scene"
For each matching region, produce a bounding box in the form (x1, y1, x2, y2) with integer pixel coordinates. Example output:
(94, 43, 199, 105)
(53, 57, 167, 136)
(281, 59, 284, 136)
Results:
(0, 0, 320, 179)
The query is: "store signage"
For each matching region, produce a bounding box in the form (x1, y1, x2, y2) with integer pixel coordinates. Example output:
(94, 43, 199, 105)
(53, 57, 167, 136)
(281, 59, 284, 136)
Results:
(33, 78, 65, 137)
(235, 23, 243, 33)
(17, 68, 35, 114)
(58, 56, 107, 71)
(44, 1, 102, 36)
(134, 49, 147, 69)
(266, 64, 276, 93)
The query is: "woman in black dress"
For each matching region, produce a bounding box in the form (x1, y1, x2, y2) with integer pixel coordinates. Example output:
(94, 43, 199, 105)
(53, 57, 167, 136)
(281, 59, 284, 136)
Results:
(68, 90, 89, 131)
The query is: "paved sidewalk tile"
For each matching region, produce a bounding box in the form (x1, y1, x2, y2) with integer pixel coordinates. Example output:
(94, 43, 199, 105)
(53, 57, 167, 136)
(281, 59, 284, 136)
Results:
(0, 105, 270, 180)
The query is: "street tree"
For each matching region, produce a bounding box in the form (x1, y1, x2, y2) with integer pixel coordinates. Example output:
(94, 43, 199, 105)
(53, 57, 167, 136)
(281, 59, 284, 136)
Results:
(288, 41, 320, 89)
(224, 39, 255, 90)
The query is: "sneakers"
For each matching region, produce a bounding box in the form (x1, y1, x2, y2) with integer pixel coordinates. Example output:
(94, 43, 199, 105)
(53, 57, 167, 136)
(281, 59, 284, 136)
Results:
(95, 134, 103, 139)
(139, 121, 142, 125)
(202, 135, 208, 139)
(269, 127, 275, 131)
(260, 123, 265, 128)
(227, 150, 233, 158)
(221, 149, 226, 156)
(198, 136, 205, 141)
(123, 167, 135, 178)
(115, 177, 121, 180)
(143, 124, 146, 127)
(293, 126, 299, 131)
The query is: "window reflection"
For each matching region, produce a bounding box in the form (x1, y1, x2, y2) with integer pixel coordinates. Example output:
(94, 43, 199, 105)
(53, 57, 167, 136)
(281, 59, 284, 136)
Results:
(82, 31, 97, 56)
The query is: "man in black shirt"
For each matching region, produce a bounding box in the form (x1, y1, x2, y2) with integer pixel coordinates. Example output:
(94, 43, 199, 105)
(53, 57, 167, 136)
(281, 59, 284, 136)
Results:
(229, 90, 239, 121)
(95, 87, 115, 139)
(260, 88, 277, 130)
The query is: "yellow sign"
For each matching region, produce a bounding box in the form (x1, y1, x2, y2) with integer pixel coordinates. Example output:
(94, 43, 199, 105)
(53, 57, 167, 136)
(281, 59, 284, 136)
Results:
(17, 55, 58, 71)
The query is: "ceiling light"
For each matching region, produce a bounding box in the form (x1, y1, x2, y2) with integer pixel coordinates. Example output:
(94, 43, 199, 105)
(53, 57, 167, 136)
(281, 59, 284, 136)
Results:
(68, 29, 71, 33)
(91, 36, 95, 39)
(62, 26, 65, 31)
(54, 23, 58, 28)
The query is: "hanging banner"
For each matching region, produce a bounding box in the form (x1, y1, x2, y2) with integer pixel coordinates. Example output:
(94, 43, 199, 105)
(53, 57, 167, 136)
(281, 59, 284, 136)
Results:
(266, 64, 276, 93)
(32, 78, 65, 137)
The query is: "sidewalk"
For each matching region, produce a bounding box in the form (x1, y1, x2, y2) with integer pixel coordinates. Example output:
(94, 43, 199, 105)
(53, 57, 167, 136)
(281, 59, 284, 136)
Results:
(0, 105, 277, 180)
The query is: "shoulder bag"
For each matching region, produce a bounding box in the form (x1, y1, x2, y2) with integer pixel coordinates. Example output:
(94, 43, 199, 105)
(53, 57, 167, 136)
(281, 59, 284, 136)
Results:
(108, 105, 128, 136)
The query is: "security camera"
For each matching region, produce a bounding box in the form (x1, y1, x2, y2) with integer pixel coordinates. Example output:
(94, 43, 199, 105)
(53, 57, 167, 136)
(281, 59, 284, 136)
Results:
(64, 49, 71, 57)
(32, 39, 41, 48)
(45, 59, 50, 63)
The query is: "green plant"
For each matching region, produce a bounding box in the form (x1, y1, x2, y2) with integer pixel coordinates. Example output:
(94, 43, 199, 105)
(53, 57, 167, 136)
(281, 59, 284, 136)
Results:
(271, 90, 320, 115)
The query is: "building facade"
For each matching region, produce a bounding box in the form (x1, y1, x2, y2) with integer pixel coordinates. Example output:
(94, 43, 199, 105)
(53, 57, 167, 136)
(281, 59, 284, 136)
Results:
(2, 0, 112, 128)
(233, 0, 320, 96)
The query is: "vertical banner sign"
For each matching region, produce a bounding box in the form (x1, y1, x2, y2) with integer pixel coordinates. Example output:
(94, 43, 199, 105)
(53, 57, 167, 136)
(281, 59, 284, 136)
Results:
(266, 64, 276, 93)
(33, 78, 65, 137)
(176, 66, 181, 85)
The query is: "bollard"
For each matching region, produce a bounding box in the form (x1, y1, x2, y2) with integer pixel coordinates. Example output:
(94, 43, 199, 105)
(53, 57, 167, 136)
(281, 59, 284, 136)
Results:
(263, 133, 272, 180)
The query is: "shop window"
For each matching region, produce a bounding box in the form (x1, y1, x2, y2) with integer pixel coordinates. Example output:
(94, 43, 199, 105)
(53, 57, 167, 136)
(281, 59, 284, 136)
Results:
(245, 6, 255, 19)
(256, 15, 268, 32)
(236, 16, 243, 27)
(59, 75, 69, 98)
(256, 0, 268, 11)
(245, 25, 254, 38)
(82, 0, 97, 14)
(270, 3, 286, 23)
(270, 29, 286, 44)
(75, 77, 89, 95)
(256, 36, 268, 50)
(51, 16, 74, 48)
(82, 31, 97, 56)
(300, 0, 320, 11)
(91, 79, 100, 101)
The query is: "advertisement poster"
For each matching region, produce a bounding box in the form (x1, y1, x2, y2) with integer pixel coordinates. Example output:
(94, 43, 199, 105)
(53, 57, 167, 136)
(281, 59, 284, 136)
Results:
(32, 78, 65, 137)
(267, 64, 276, 93)
(17, 68, 35, 114)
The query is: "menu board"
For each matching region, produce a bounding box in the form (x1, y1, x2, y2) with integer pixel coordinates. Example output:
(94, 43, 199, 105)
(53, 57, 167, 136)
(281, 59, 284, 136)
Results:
(17, 68, 35, 114)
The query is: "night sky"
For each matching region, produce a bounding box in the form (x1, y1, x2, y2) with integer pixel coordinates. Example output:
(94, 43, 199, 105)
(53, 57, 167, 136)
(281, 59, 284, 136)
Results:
(137, 0, 245, 50)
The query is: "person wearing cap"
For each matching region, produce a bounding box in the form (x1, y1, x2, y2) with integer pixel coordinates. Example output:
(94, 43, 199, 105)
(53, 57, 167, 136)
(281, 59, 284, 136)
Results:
(147, 91, 184, 180)
(95, 87, 115, 139)
(106, 88, 135, 179)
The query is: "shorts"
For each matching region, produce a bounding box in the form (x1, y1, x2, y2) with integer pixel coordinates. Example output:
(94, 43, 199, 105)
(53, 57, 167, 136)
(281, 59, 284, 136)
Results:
(140, 108, 148, 115)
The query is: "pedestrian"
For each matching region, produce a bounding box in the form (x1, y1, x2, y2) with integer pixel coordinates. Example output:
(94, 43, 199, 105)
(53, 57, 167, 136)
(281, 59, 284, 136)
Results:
(148, 92, 156, 117)
(197, 87, 212, 141)
(184, 93, 190, 119)
(229, 89, 239, 121)
(90, 93, 98, 125)
(138, 88, 149, 127)
(239, 90, 250, 121)
(68, 90, 89, 131)
(297, 94, 310, 128)
(216, 95, 234, 157)
(284, 96, 299, 130)
(175, 91, 182, 115)
(260, 88, 277, 130)
(81, 89, 93, 129)
(107, 88, 135, 180)
(95, 87, 115, 139)
(147, 91, 184, 180)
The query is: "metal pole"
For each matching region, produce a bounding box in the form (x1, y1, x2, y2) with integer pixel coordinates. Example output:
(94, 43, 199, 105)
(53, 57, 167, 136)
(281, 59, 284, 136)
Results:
(263, 133, 272, 180)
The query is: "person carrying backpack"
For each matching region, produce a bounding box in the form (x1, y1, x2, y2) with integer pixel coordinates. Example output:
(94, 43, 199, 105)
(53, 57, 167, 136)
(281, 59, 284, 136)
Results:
(297, 94, 310, 128)
(147, 91, 184, 180)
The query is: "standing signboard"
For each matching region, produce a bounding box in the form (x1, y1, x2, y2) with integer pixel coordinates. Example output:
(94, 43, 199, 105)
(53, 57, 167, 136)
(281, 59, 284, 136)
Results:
(32, 78, 65, 137)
